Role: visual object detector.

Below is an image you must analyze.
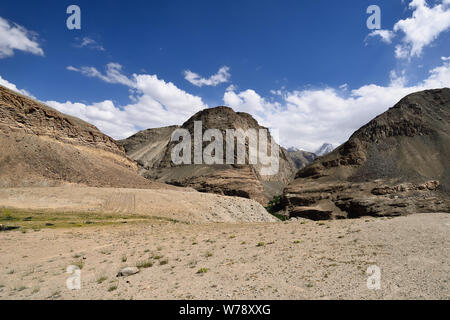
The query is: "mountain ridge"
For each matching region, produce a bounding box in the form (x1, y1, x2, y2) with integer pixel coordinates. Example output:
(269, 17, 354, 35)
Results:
(120, 106, 298, 204)
(281, 88, 450, 220)
(287, 148, 317, 170)
(315, 143, 335, 156)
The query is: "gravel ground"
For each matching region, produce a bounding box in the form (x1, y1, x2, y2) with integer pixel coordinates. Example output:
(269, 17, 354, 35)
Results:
(0, 213, 448, 300)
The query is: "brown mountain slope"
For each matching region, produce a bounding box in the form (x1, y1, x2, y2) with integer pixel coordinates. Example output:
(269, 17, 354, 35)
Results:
(282, 88, 450, 220)
(0, 85, 174, 189)
(120, 106, 297, 204)
(119, 125, 179, 169)
(287, 148, 317, 169)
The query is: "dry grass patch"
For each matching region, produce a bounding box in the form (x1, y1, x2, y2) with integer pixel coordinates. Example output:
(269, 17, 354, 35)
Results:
(136, 259, 153, 269)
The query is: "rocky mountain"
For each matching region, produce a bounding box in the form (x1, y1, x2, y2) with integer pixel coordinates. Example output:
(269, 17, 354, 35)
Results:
(315, 143, 335, 156)
(287, 148, 317, 170)
(281, 88, 450, 220)
(120, 106, 297, 204)
(0, 85, 173, 189)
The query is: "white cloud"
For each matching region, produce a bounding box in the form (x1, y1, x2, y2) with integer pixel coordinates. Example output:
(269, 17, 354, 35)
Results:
(394, 0, 450, 58)
(0, 75, 34, 97)
(75, 37, 104, 51)
(223, 59, 450, 152)
(52, 63, 208, 139)
(184, 66, 231, 87)
(224, 88, 280, 122)
(389, 69, 408, 87)
(67, 63, 134, 87)
(339, 83, 349, 91)
(45, 100, 135, 139)
(395, 44, 410, 59)
(133, 74, 205, 113)
(368, 1, 450, 59)
(367, 29, 395, 43)
(0, 16, 44, 58)
(270, 89, 284, 96)
(2, 59, 449, 154)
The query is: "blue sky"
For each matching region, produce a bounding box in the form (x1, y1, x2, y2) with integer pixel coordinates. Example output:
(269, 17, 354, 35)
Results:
(0, 0, 449, 151)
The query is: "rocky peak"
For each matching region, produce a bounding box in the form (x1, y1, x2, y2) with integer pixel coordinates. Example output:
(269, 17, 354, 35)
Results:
(315, 143, 335, 156)
(120, 106, 297, 205)
(351, 88, 450, 144)
(181, 106, 262, 132)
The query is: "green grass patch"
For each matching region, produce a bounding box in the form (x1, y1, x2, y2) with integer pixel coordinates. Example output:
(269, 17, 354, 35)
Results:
(136, 259, 154, 269)
(108, 285, 117, 292)
(0, 208, 181, 231)
(265, 196, 289, 221)
(196, 268, 209, 274)
(72, 259, 85, 270)
(97, 276, 108, 284)
(159, 259, 168, 266)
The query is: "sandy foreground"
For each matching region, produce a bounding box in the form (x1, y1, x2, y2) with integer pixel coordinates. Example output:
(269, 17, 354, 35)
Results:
(0, 212, 448, 300)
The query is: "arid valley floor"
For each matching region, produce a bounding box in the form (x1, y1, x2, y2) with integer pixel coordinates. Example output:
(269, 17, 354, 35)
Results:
(0, 201, 448, 300)
(0, 84, 449, 301)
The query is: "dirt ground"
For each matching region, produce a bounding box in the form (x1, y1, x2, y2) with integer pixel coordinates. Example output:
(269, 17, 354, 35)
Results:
(0, 212, 448, 300)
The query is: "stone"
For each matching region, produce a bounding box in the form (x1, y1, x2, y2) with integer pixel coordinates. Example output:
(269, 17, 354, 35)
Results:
(117, 267, 140, 277)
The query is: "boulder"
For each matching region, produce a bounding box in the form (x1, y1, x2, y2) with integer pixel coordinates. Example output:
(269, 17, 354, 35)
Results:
(117, 267, 140, 277)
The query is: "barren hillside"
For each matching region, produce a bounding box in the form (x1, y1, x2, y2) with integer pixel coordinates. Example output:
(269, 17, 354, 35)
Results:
(0, 85, 177, 189)
(282, 88, 450, 220)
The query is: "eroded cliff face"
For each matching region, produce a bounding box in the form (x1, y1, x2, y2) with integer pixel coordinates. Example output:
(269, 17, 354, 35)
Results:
(120, 106, 297, 205)
(0, 86, 125, 155)
(282, 88, 450, 220)
(0, 85, 173, 189)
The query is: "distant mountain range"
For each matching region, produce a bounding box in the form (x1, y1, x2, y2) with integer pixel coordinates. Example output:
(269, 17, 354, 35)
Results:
(286, 148, 317, 170)
(315, 143, 336, 156)
(285, 143, 336, 169)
